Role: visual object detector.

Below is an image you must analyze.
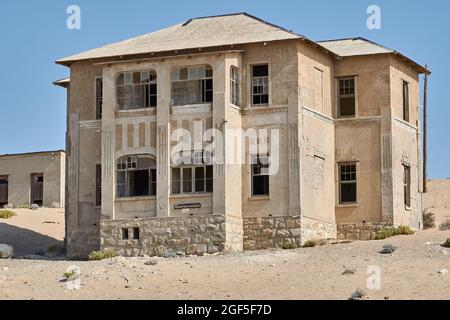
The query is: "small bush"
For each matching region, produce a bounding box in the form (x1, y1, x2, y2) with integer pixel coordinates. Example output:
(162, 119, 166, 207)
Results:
(442, 238, 450, 248)
(16, 204, 30, 209)
(439, 219, 450, 231)
(375, 226, 415, 240)
(422, 209, 436, 229)
(349, 289, 366, 300)
(0, 210, 16, 219)
(63, 271, 76, 279)
(282, 243, 298, 250)
(303, 240, 317, 248)
(88, 250, 117, 261)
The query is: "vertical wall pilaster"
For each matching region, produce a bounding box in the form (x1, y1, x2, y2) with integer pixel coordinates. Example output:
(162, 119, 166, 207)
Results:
(381, 106, 394, 224)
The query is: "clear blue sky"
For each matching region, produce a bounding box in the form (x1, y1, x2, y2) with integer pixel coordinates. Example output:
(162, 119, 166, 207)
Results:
(0, 0, 448, 178)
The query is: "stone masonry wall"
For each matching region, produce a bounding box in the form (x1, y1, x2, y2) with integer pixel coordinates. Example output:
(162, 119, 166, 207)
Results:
(301, 217, 337, 243)
(337, 223, 390, 241)
(100, 215, 226, 257)
(243, 216, 302, 250)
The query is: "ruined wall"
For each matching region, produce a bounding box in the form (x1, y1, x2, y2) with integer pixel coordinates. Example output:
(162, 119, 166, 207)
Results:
(100, 215, 226, 257)
(0, 151, 65, 208)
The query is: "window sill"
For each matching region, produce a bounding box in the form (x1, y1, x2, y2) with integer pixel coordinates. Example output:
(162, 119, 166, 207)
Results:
(116, 108, 156, 117)
(115, 196, 156, 202)
(405, 206, 412, 211)
(336, 203, 358, 208)
(170, 193, 213, 199)
(248, 195, 270, 201)
(171, 103, 212, 114)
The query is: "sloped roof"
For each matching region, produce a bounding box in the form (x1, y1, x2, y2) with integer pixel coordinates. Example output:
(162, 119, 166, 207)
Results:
(53, 77, 70, 88)
(56, 13, 301, 65)
(319, 37, 430, 74)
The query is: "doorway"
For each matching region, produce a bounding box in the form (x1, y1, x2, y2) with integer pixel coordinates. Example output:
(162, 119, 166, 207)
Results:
(31, 173, 44, 207)
(0, 176, 8, 207)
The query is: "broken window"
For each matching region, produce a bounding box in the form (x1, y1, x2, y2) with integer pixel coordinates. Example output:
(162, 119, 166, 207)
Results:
(133, 228, 140, 240)
(403, 164, 411, 208)
(171, 152, 213, 194)
(339, 163, 357, 204)
(252, 64, 269, 105)
(251, 155, 270, 196)
(95, 164, 101, 207)
(171, 65, 213, 106)
(0, 176, 8, 207)
(403, 80, 409, 122)
(231, 66, 240, 106)
(338, 77, 356, 117)
(96, 77, 103, 119)
(31, 174, 44, 207)
(116, 155, 156, 198)
(116, 71, 157, 110)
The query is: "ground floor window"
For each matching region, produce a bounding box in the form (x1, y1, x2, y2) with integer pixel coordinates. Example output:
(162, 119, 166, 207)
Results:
(252, 155, 270, 196)
(116, 155, 156, 198)
(171, 165, 213, 194)
(0, 176, 8, 206)
(96, 164, 101, 206)
(339, 163, 357, 204)
(403, 164, 411, 208)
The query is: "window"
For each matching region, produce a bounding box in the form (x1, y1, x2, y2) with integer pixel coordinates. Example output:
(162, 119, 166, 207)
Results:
(251, 155, 270, 196)
(403, 164, 411, 208)
(171, 152, 213, 194)
(122, 228, 129, 240)
(403, 80, 409, 122)
(339, 163, 357, 204)
(231, 66, 240, 106)
(338, 77, 356, 117)
(95, 77, 103, 119)
(116, 71, 157, 110)
(0, 176, 8, 207)
(171, 65, 213, 106)
(133, 228, 140, 240)
(95, 164, 101, 207)
(116, 155, 156, 198)
(252, 64, 269, 105)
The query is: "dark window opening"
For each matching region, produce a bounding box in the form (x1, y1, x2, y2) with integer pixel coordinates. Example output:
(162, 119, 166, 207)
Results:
(252, 64, 269, 106)
(117, 71, 157, 110)
(403, 164, 411, 207)
(95, 164, 101, 207)
(116, 155, 157, 198)
(339, 164, 357, 204)
(0, 176, 8, 207)
(252, 155, 270, 196)
(96, 77, 103, 119)
(338, 77, 356, 117)
(122, 228, 129, 240)
(403, 80, 409, 122)
(133, 228, 140, 240)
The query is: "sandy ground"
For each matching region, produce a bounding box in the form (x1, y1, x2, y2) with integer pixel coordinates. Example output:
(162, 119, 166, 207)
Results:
(0, 180, 449, 300)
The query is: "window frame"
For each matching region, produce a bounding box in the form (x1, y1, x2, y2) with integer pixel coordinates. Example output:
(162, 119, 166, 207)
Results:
(95, 77, 103, 119)
(230, 66, 240, 106)
(170, 65, 213, 107)
(337, 76, 357, 118)
(95, 164, 101, 207)
(403, 164, 411, 208)
(171, 165, 213, 195)
(251, 155, 270, 197)
(116, 70, 157, 111)
(338, 162, 358, 205)
(115, 155, 157, 199)
(402, 80, 410, 122)
(251, 63, 270, 107)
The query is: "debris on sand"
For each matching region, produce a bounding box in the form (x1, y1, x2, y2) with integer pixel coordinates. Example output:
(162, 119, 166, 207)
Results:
(349, 288, 366, 300)
(379, 244, 397, 254)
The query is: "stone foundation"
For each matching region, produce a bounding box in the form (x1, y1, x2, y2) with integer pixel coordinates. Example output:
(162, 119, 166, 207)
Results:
(301, 217, 337, 242)
(337, 222, 390, 241)
(243, 216, 302, 250)
(100, 215, 226, 257)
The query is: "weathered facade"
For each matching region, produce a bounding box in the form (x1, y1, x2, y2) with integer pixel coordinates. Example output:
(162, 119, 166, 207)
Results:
(0, 150, 65, 208)
(55, 13, 428, 258)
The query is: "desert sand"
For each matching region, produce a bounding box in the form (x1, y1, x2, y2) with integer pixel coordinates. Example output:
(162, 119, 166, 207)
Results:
(0, 180, 449, 300)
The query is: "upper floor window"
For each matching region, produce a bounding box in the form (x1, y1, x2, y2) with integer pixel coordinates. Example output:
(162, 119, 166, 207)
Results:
(116, 71, 157, 111)
(339, 163, 357, 204)
(171, 65, 213, 106)
(252, 64, 269, 105)
(230, 66, 240, 106)
(116, 155, 156, 198)
(338, 77, 356, 117)
(403, 80, 410, 122)
(95, 77, 103, 119)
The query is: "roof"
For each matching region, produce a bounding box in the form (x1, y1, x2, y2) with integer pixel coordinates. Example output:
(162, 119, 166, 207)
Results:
(0, 150, 65, 159)
(56, 13, 302, 65)
(319, 37, 430, 74)
(53, 77, 70, 88)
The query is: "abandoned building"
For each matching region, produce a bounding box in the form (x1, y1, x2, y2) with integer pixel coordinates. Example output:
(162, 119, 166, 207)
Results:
(0, 150, 65, 208)
(55, 13, 429, 258)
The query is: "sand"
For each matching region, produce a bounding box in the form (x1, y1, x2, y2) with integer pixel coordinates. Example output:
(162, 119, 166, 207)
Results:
(0, 180, 449, 300)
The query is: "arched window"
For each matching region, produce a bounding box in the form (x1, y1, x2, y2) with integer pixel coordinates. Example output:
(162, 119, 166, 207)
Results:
(116, 70, 157, 110)
(116, 155, 156, 198)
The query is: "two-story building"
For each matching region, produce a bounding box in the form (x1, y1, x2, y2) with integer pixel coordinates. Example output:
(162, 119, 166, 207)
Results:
(55, 13, 429, 258)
